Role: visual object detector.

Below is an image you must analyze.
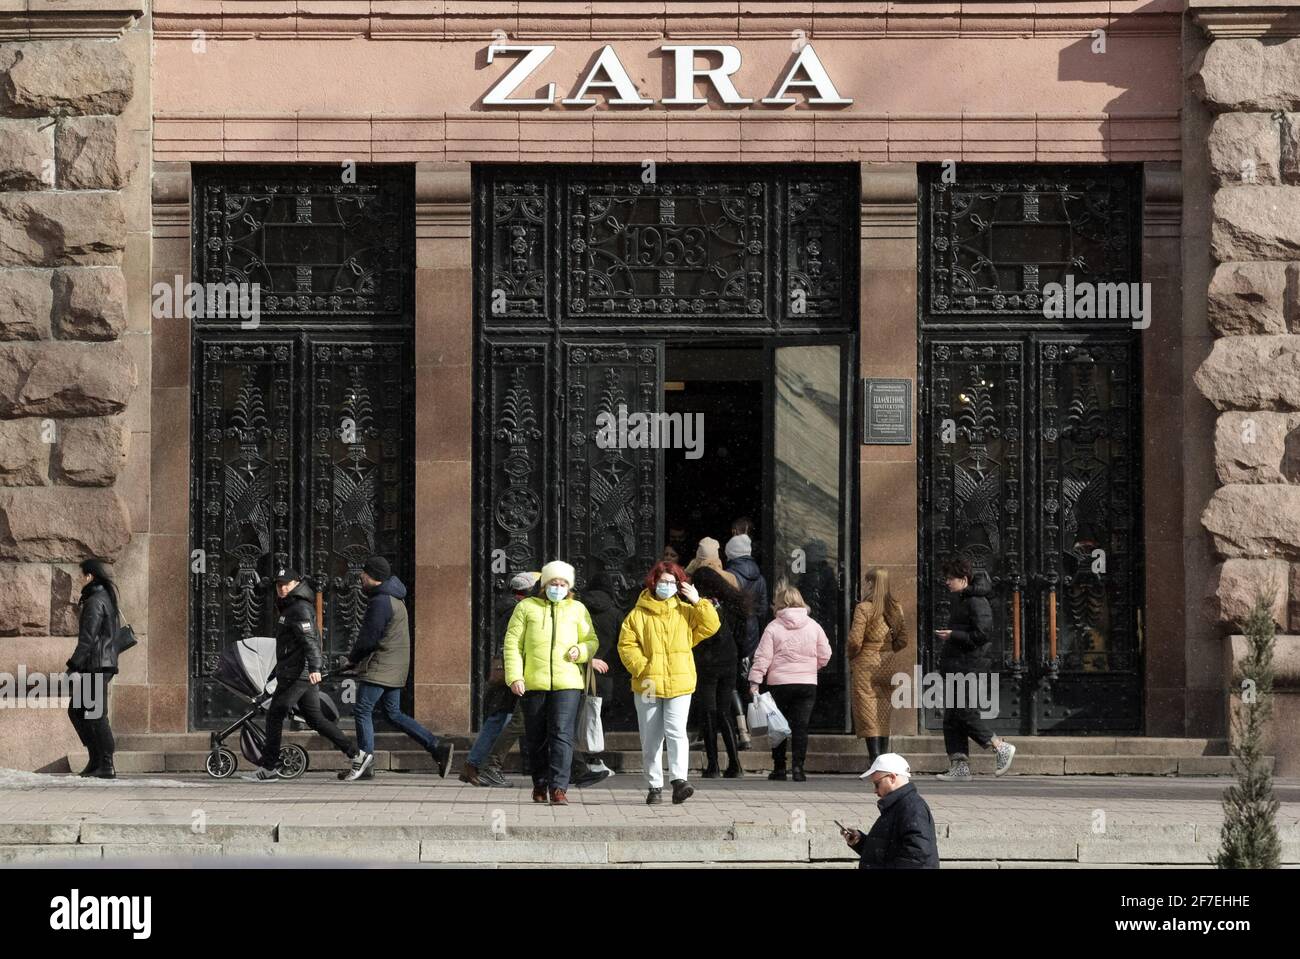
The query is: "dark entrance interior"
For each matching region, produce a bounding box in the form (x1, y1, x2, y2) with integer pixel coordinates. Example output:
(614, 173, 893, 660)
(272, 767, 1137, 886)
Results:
(600, 345, 764, 731)
(662, 346, 764, 562)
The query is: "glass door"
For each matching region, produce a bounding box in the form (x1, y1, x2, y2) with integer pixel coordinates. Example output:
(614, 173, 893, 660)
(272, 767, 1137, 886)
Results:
(765, 337, 855, 730)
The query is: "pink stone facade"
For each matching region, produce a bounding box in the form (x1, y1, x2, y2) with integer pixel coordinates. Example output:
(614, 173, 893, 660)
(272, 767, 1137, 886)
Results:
(4, 1, 1299, 772)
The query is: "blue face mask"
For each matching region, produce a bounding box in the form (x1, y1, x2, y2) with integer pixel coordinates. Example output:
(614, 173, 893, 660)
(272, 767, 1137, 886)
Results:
(655, 582, 677, 600)
(546, 585, 567, 603)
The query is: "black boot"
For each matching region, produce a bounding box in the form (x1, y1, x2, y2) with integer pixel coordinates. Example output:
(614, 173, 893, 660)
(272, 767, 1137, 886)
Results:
(77, 750, 100, 777)
(879, 736, 890, 755)
(701, 712, 721, 778)
(719, 712, 744, 778)
(866, 736, 881, 762)
(94, 756, 116, 780)
(768, 743, 788, 781)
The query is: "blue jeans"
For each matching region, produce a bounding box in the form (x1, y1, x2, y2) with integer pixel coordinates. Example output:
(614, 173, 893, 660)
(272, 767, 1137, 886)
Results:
(519, 689, 581, 791)
(354, 682, 439, 755)
(467, 708, 514, 767)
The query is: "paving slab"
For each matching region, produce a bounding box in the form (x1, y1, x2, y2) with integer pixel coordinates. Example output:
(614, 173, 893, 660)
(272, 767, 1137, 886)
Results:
(606, 838, 810, 863)
(79, 822, 277, 845)
(0, 844, 103, 862)
(0, 822, 79, 844)
(419, 841, 609, 864)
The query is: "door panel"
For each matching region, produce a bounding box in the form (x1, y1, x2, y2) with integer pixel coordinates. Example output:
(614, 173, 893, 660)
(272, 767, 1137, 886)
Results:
(191, 339, 298, 726)
(305, 336, 416, 714)
(920, 339, 1026, 733)
(561, 342, 664, 595)
(1034, 336, 1142, 731)
(919, 333, 1142, 734)
(769, 341, 852, 729)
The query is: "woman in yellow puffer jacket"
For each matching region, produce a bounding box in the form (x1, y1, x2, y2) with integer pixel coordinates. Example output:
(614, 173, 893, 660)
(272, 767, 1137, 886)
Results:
(503, 560, 596, 806)
(618, 560, 720, 806)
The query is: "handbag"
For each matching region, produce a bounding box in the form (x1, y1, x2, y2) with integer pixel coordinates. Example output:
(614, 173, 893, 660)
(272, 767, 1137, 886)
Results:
(112, 606, 138, 655)
(577, 662, 605, 753)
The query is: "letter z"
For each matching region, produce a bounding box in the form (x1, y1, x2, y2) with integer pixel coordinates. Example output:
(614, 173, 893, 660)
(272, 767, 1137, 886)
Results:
(484, 45, 557, 106)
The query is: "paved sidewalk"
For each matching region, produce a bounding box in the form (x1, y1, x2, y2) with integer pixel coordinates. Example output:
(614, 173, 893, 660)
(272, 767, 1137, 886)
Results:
(3, 771, 1300, 827)
(3, 772, 1299, 866)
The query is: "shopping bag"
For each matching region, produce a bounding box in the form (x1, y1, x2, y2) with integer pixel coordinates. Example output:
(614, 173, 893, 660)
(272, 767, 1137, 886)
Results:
(746, 696, 769, 736)
(758, 692, 792, 748)
(578, 663, 605, 753)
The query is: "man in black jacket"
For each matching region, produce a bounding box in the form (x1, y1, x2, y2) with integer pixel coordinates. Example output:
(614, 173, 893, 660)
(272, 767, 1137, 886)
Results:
(247, 568, 364, 781)
(842, 753, 939, 869)
(934, 556, 1015, 781)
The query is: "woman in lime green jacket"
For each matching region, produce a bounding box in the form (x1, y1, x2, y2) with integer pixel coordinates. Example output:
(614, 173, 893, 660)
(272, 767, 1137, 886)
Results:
(503, 560, 596, 806)
(618, 560, 720, 806)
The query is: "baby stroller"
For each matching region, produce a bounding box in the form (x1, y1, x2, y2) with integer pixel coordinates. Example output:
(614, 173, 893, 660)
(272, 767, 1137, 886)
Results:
(205, 636, 341, 780)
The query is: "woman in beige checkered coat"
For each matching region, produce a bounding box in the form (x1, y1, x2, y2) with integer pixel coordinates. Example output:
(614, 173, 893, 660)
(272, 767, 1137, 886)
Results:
(848, 567, 908, 762)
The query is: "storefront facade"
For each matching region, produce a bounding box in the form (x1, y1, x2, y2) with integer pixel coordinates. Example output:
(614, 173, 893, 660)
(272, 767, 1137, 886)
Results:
(4, 1, 1300, 769)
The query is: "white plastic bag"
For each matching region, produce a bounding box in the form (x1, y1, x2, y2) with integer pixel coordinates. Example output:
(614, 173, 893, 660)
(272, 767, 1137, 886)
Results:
(578, 664, 605, 753)
(757, 691, 791, 748)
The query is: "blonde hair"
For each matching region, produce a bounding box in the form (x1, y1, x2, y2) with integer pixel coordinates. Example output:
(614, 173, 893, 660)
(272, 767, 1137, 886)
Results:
(772, 579, 807, 612)
(861, 566, 893, 630)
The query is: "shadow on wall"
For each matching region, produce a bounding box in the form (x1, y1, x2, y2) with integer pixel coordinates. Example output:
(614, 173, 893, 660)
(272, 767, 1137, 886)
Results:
(1056, 11, 1181, 160)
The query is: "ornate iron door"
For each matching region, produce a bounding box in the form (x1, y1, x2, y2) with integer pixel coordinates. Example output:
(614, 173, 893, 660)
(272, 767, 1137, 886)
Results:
(190, 165, 414, 728)
(474, 164, 858, 728)
(918, 164, 1144, 735)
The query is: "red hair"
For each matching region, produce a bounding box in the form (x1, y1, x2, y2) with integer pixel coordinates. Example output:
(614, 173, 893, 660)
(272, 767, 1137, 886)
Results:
(644, 561, 689, 594)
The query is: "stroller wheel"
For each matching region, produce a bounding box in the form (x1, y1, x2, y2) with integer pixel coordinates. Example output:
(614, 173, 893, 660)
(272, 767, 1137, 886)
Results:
(277, 744, 309, 779)
(205, 748, 238, 779)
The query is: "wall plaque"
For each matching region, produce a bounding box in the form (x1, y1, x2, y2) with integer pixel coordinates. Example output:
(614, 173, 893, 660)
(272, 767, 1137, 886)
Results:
(863, 377, 912, 445)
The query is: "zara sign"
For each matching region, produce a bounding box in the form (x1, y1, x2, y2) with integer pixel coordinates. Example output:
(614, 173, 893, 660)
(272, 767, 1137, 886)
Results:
(482, 43, 852, 107)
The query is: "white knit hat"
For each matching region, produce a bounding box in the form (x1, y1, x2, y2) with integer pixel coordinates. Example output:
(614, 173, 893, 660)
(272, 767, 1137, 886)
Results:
(539, 560, 576, 589)
(724, 534, 752, 560)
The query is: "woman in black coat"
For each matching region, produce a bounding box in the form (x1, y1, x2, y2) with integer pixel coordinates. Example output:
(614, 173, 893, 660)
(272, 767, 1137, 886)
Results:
(691, 566, 748, 778)
(67, 558, 120, 779)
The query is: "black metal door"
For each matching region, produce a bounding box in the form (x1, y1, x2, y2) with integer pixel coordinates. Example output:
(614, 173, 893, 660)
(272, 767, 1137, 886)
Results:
(474, 164, 858, 729)
(917, 164, 1144, 735)
(190, 165, 414, 728)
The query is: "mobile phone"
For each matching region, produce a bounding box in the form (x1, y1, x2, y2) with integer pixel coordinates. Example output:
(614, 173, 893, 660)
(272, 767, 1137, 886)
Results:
(833, 819, 847, 832)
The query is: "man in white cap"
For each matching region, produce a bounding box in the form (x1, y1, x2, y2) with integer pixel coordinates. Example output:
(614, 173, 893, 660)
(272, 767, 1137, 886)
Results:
(840, 753, 939, 869)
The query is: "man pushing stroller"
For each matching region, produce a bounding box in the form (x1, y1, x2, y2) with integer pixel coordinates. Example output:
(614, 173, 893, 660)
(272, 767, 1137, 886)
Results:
(246, 568, 368, 781)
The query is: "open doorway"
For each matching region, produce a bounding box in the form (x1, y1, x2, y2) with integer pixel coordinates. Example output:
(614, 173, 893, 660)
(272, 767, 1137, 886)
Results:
(662, 345, 766, 563)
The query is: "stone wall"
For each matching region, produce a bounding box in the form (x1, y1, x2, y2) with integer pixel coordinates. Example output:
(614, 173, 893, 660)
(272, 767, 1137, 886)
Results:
(1192, 5, 1300, 772)
(0, 6, 150, 771)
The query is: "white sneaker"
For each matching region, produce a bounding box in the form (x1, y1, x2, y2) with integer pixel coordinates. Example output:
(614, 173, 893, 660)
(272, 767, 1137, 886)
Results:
(343, 750, 374, 782)
(244, 766, 281, 782)
(994, 741, 1016, 776)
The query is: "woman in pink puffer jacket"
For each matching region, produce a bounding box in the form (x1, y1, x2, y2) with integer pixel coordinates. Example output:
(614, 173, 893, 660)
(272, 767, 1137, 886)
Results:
(748, 581, 833, 782)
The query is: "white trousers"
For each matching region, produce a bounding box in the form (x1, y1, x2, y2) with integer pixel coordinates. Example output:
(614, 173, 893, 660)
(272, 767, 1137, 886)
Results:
(634, 693, 692, 789)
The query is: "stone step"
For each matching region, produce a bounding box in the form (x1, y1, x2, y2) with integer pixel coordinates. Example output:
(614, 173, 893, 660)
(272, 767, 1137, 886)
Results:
(73, 746, 1266, 776)
(4, 835, 1298, 866)
(112, 731, 1230, 757)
